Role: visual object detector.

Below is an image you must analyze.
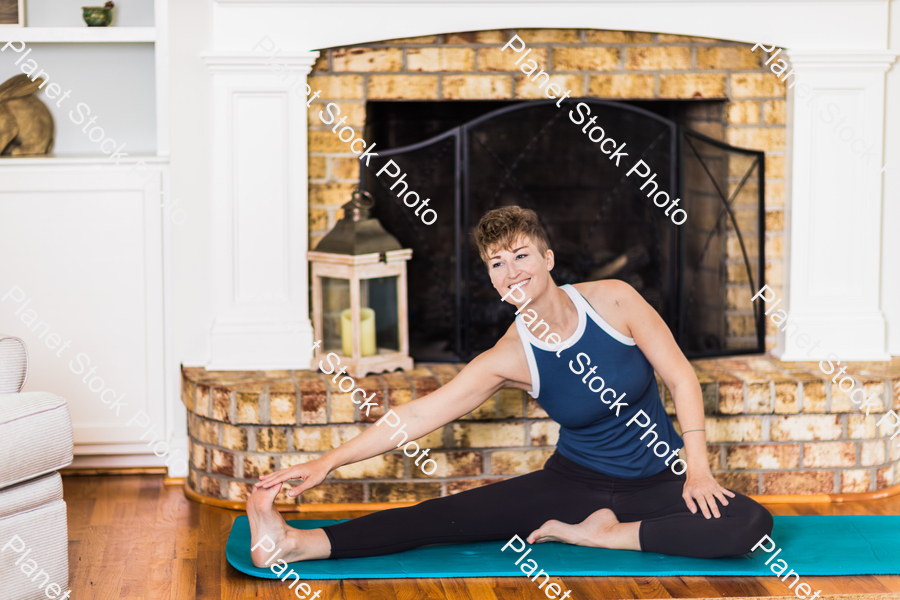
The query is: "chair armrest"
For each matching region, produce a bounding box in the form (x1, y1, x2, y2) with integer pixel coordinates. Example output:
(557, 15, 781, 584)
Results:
(0, 335, 28, 394)
(0, 392, 73, 491)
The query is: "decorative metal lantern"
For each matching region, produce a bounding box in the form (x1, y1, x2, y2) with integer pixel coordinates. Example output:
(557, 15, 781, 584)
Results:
(308, 190, 413, 378)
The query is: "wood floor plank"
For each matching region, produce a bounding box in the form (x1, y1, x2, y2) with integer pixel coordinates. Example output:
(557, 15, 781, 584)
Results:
(874, 576, 900, 592)
(475, 575, 541, 600)
(391, 576, 448, 600)
(564, 575, 630, 599)
(608, 576, 641, 598)
(754, 575, 802, 597)
(462, 577, 504, 600)
(631, 575, 675, 598)
(806, 575, 893, 594)
(342, 578, 396, 600)
(63, 475, 900, 599)
(173, 557, 197, 600)
(196, 548, 223, 599)
(309, 581, 341, 600)
(656, 575, 699, 598)
(669, 576, 725, 598)
(706, 576, 772, 598)
(440, 576, 503, 600)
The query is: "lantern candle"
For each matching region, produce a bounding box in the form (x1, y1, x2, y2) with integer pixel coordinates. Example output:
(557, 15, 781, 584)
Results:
(341, 307, 376, 357)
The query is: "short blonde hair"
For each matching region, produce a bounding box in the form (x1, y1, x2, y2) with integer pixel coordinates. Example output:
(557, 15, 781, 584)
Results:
(473, 206, 550, 264)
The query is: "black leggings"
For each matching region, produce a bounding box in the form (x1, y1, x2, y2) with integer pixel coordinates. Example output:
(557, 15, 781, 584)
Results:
(322, 451, 773, 559)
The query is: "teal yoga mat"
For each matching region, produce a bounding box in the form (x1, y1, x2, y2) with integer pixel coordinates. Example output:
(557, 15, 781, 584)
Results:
(227, 515, 900, 579)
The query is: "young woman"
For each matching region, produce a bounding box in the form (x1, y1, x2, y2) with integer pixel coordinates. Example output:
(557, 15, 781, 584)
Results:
(248, 206, 772, 565)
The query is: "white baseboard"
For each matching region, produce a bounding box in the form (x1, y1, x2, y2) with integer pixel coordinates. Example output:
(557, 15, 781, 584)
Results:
(73, 434, 189, 476)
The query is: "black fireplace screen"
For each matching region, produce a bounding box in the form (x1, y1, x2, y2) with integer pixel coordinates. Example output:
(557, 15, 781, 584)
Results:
(359, 99, 765, 361)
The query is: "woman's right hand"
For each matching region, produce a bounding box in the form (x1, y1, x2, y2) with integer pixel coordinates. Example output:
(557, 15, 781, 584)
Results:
(254, 457, 331, 499)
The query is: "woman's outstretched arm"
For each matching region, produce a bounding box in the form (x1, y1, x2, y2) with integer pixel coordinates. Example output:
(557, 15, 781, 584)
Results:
(254, 349, 510, 498)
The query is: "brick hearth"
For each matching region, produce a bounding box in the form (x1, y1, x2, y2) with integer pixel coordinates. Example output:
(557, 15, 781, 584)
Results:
(182, 356, 900, 505)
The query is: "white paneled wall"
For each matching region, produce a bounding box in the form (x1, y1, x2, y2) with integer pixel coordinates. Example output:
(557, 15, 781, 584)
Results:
(0, 1, 179, 473)
(0, 163, 182, 471)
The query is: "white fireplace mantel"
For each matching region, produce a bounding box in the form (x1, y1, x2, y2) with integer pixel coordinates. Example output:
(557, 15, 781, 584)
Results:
(201, 51, 320, 369)
(209, 1, 891, 52)
(778, 49, 897, 360)
(200, 0, 898, 365)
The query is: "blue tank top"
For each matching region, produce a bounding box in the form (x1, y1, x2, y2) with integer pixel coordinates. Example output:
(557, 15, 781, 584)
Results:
(515, 284, 683, 479)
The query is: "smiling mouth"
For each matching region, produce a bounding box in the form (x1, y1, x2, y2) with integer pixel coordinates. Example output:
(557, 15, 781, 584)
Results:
(509, 278, 531, 290)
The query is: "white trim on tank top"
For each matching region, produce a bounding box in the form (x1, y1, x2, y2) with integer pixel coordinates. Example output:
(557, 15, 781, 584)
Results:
(515, 284, 636, 398)
(516, 284, 587, 399)
(517, 285, 587, 353)
(565, 285, 636, 346)
(514, 318, 542, 399)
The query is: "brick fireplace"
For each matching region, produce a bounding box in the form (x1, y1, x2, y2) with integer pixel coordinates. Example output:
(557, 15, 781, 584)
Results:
(184, 26, 899, 507)
(307, 28, 786, 352)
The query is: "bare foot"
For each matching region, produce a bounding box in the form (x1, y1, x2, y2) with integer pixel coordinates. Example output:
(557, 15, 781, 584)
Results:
(526, 508, 641, 551)
(247, 483, 292, 568)
(246, 483, 333, 566)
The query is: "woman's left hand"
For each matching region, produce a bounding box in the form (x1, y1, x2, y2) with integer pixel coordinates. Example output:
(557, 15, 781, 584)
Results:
(682, 471, 736, 519)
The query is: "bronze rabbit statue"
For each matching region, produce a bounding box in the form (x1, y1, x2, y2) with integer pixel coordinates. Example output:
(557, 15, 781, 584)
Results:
(0, 73, 54, 156)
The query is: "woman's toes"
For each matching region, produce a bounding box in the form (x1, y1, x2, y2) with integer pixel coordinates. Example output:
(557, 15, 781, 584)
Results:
(527, 525, 547, 544)
(527, 519, 567, 544)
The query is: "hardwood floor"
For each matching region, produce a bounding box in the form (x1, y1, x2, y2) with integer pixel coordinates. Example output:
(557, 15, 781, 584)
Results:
(63, 475, 900, 600)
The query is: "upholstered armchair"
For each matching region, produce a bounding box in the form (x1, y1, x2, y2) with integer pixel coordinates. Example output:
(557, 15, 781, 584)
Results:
(0, 335, 74, 599)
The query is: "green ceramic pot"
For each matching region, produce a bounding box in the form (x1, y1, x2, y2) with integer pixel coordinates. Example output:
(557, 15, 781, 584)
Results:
(82, 7, 113, 27)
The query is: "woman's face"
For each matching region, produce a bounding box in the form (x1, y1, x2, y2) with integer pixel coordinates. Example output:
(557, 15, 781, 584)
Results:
(487, 235, 554, 304)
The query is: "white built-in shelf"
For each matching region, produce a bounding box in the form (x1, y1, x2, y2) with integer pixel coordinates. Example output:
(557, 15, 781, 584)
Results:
(0, 27, 156, 43)
(0, 154, 167, 167)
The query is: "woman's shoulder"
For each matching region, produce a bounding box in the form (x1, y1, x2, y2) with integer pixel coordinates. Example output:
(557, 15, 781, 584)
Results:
(494, 320, 527, 361)
(571, 279, 639, 305)
(474, 321, 532, 391)
(570, 279, 640, 340)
